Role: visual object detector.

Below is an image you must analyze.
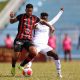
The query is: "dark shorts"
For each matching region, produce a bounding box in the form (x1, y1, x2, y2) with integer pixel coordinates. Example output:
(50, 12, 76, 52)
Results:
(14, 39, 34, 52)
(64, 50, 71, 54)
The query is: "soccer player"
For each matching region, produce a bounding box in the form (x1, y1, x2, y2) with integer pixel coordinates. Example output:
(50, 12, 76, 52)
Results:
(19, 8, 64, 78)
(62, 33, 72, 61)
(10, 4, 40, 76)
(4, 34, 13, 49)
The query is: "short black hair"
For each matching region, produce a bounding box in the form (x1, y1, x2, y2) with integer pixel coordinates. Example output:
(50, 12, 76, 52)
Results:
(40, 12, 48, 17)
(26, 4, 33, 9)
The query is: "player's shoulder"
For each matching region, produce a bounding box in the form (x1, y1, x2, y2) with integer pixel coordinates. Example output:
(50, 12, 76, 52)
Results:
(32, 15, 40, 22)
(17, 13, 25, 17)
(32, 15, 38, 18)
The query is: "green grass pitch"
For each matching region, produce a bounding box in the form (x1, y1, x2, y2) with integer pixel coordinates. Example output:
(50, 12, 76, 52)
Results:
(0, 60, 80, 80)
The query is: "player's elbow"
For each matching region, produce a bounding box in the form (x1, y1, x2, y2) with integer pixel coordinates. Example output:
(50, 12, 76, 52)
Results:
(52, 30, 55, 33)
(50, 29, 55, 33)
(10, 19, 16, 24)
(10, 18, 17, 24)
(10, 21, 14, 24)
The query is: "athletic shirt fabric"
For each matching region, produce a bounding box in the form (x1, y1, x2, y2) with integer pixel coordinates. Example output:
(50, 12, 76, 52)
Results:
(33, 22, 50, 45)
(16, 13, 39, 40)
(32, 10, 63, 45)
(63, 36, 72, 51)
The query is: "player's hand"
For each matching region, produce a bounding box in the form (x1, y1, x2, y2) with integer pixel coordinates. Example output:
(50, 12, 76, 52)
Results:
(60, 8, 64, 11)
(10, 12, 15, 18)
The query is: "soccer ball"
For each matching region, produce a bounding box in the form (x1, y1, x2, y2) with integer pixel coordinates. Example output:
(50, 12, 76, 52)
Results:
(22, 67, 33, 77)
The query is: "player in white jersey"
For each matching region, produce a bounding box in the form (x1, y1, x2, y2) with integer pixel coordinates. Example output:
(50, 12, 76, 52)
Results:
(19, 8, 63, 78)
(32, 8, 63, 53)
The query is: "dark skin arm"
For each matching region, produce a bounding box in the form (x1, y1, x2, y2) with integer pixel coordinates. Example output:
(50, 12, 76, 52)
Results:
(45, 22, 55, 33)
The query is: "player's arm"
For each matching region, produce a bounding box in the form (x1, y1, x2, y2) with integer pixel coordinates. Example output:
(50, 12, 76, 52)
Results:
(33, 16, 40, 29)
(48, 25, 55, 33)
(42, 20, 55, 33)
(48, 8, 64, 25)
(10, 12, 18, 23)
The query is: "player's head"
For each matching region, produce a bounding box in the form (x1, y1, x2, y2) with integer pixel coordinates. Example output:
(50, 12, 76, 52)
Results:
(40, 12, 48, 21)
(25, 4, 33, 16)
(65, 33, 68, 36)
(64, 33, 68, 39)
(7, 34, 10, 38)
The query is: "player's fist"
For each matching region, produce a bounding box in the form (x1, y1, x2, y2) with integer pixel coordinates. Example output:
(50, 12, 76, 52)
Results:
(10, 12, 15, 18)
(60, 8, 64, 11)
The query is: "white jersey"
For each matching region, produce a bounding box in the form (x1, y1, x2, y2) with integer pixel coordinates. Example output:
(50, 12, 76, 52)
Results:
(32, 10, 63, 53)
(33, 10, 63, 45)
(48, 10, 63, 25)
(33, 22, 49, 45)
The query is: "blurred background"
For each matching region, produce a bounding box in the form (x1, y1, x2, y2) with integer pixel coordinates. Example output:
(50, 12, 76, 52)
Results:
(0, 0, 80, 62)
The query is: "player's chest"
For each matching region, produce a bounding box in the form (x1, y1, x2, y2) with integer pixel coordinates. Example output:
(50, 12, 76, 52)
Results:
(23, 18, 35, 26)
(37, 25, 49, 32)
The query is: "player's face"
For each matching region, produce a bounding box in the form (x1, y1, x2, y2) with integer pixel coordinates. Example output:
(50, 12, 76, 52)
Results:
(41, 16, 48, 21)
(25, 8, 33, 16)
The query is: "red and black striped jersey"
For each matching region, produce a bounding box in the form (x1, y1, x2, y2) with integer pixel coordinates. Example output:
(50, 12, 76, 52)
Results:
(16, 13, 39, 40)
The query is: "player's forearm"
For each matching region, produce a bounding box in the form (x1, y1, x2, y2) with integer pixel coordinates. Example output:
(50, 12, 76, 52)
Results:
(10, 18, 15, 23)
(46, 23, 55, 32)
(50, 26, 55, 33)
(49, 10, 63, 25)
(10, 18, 17, 24)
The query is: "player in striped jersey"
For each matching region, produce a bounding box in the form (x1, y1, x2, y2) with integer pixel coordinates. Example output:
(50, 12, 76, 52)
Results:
(10, 4, 40, 76)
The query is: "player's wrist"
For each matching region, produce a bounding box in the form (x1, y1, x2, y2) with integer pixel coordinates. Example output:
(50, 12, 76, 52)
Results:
(10, 16, 15, 19)
(58, 9, 63, 15)
(10, 17, 14, 19)
(60, 8, 64, 11)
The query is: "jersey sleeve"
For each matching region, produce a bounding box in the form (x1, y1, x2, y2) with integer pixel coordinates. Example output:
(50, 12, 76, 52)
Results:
(48, 10, 63, 25)
(35, 16, 40, 23)
(16, 14, 23, 21)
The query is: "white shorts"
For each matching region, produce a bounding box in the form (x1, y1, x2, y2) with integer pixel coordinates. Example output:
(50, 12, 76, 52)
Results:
(34, 43, 53, 55)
